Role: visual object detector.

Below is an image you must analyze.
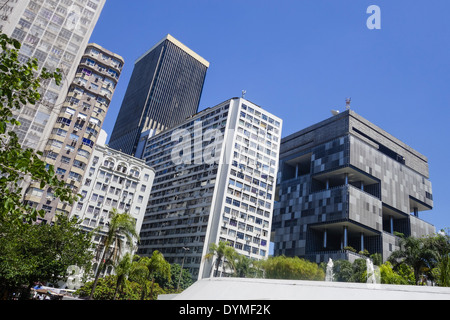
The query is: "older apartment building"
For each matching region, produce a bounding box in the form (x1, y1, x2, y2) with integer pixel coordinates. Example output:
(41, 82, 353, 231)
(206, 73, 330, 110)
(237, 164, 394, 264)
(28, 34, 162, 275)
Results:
(24, 43, 124, 223)
(69, 130, 155, 274)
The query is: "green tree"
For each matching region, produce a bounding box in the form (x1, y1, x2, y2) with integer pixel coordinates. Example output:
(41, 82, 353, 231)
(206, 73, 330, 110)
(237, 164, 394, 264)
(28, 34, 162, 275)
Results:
(388, 235, 437, 285)
(89, 208, 139, 299)
(379, 261, 415, 285)
(351, 258, 368, 283)
(231, 253, 262, 278)
(0, 31, 83, 299)
(0, 32, 76, 227)
(113, 252, 133, 300)
(0, 214, 94, 299)
(204, 241, 236, 277)
(426, 230, 450, 286)
(332, 260, 353, 282)
(134, 251, 171, 300)
(154, 263, 193, 293)
(258, 256, 324, 281)
(76, 275, 144, 300)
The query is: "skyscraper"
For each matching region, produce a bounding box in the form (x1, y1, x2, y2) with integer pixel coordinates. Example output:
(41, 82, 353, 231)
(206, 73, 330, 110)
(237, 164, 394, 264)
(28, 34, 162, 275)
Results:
(108, 34, 209, 157)
(23, 43, 124, 223)
(272, 109, 434, 264)
(0, 0, 106, 150)
(137, 98, 282, 279)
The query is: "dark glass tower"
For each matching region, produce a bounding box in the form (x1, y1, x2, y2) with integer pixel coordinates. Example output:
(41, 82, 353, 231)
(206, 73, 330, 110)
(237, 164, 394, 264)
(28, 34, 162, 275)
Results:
(109, 34, 209, 156)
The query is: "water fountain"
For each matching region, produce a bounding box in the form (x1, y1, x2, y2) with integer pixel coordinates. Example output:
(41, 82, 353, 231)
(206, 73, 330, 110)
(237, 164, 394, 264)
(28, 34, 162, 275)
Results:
(325, 258, 334, 282)
(366, 258, 380, 284)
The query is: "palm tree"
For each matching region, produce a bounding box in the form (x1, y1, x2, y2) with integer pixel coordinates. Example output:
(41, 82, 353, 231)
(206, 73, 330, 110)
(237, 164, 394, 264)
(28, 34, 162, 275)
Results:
(89, 208, 139, 299)
(232, 253, 256, 278)
(388, 236, 437, 285)
(128, 255, 149, 295)
(204, 241, 236, 277)
(136, 251, 171, 300)
(113, 252, 133, 300)
(425, 230, 450, 286)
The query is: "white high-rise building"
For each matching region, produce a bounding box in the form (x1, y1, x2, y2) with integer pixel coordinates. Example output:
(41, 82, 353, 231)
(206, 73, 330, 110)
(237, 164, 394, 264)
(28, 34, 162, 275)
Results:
(138, 97, 282, 279)
(0, 0, 106, 150)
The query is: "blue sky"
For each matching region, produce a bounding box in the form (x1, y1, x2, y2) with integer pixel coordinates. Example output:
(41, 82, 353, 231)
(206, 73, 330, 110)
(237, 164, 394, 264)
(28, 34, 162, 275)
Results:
(89, 0, 450, 232)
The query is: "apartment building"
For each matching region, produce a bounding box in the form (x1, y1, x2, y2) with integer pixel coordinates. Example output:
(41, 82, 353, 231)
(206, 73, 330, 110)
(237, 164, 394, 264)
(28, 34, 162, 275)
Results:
(0, 0, 106, 150)
(272, 109, 434, 264)
(23, 43, 124, 223)
(137, 97, 282, 279)
(70, 130, 155, 274)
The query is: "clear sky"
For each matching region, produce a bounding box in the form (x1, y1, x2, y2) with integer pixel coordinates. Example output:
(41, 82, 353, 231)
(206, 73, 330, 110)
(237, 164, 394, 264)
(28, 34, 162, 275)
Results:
(89, 0, 450, 232)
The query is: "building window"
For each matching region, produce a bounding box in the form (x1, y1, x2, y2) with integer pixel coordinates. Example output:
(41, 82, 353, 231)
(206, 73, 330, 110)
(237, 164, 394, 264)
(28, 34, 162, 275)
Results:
(82, 138, 94, 147)
(61, 156, 71, 164)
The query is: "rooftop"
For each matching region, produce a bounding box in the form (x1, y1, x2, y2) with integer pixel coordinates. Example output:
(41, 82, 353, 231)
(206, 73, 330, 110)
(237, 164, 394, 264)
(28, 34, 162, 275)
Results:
(135, 34, 210, 67)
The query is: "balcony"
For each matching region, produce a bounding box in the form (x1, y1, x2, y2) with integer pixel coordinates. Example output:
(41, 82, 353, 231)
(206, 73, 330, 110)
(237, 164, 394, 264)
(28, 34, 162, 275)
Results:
(311, 166, 381, 199)
(306, 219, 382, 261)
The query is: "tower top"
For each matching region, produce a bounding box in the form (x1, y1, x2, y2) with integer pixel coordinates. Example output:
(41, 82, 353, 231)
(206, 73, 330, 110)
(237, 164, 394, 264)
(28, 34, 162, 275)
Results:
(135, 34, 210, 67)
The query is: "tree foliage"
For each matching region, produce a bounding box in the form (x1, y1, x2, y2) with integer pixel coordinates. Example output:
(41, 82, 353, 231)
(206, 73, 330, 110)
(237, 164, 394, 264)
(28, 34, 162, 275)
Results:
(133, 250, 171, 300)
(258, 255, 324, 281)
(0, 32, 90, 300)
(0, 32, 77, 226)
(0, 214, 94, 299)
(204, 241, 237, 277)
(76, 252, 180, 300)
(76, 275, 165, 300)
(89, 208, 139, 299)
(389, 232, 450, 285)
(154, 263, 193, 293)
(379, 261, 415, 285)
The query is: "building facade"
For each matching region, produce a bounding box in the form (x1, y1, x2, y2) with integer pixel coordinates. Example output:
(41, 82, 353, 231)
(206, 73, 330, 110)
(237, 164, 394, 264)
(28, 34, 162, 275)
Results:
(108, 34, 209, 157)
(24, 43, 124, 223)
(0, 0, 106, 151)
(272, 109, 434, 264)
(70, 130, 155, 275)
(138, 98, 282, 279)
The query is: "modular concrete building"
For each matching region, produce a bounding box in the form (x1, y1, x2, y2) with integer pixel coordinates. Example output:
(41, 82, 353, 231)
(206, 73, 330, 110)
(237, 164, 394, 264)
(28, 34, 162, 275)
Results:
(272, 109, 434, 264)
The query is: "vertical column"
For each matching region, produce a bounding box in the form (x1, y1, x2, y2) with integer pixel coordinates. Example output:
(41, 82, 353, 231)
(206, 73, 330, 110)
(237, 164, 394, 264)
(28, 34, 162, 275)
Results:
(323, 229, 327, 248)
(361, 181, 364, 192)
(345, 173, 348, 185)
(326, 179, 329, 190)
(360, 232, 364, 252)
(390, 215, 394, 234)
(413, 207, 419, 218)
(343, 226, 348, 248)
(295, 163, 299, 178)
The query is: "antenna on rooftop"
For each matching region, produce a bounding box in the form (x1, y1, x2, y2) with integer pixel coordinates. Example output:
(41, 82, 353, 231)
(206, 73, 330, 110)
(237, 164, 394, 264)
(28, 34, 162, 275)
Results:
(241, 90, 246, 99)
(345, 97, 351, 110)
